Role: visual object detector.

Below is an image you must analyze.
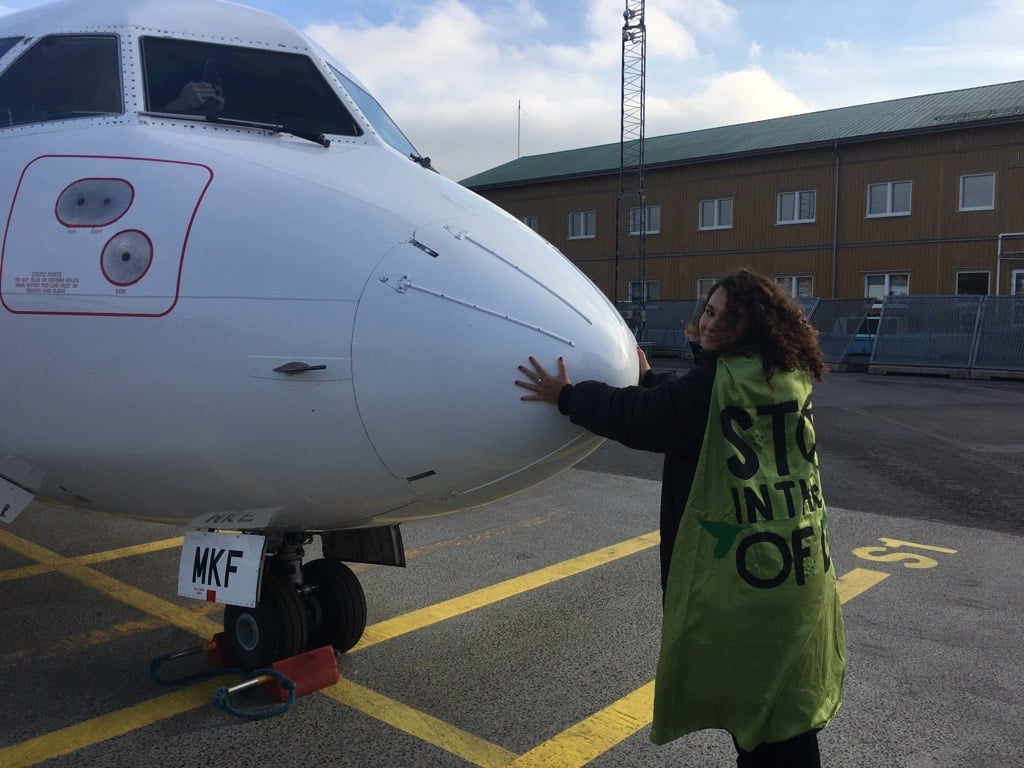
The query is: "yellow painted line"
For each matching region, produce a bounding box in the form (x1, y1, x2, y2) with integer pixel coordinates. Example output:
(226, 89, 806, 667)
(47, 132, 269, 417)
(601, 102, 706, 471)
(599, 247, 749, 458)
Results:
(0, 537, 184, 583)
(0, 616, 168, 671)
(0, 529, 220, 639)
(837, 566, 891, 601)
(0, 560, 57, 581)
(323, 677, 518, 768)
(506, 566, 892, 767)
(0, 604, 221, 672)
(0, 514, 564, 659)
(0, 680, 225, 768)
(0, 528, 658, 768)
(0, 524, 894, 768)
(354, 531, 660, 650)
(508, 682, 656, 767)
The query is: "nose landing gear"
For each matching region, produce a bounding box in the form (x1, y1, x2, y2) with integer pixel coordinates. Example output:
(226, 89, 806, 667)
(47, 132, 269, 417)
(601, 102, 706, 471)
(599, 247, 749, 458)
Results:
(222, 534, 368, 670)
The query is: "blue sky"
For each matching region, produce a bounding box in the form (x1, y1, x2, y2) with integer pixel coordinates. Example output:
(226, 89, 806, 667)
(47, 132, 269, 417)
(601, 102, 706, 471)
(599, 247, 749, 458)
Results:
(3, 0, 1023, 180)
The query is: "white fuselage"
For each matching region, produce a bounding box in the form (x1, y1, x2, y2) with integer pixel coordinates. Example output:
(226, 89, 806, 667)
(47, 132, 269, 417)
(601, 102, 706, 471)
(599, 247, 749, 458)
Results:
(0, 0, 638, 532)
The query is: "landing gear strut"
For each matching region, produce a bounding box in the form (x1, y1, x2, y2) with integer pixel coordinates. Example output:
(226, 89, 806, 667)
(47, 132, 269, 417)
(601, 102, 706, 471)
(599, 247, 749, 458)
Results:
(222, 533, 368, 670)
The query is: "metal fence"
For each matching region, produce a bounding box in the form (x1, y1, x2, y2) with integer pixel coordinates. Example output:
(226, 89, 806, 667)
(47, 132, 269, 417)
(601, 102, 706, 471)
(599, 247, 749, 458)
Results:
(805, 298, 875, 366)
(870, 295, 983, 370)
(618, 300, 698, 357)
(618, 295, 1024, 378)
(864, 294, 1024, 378)
(973, 296, 1024, 374)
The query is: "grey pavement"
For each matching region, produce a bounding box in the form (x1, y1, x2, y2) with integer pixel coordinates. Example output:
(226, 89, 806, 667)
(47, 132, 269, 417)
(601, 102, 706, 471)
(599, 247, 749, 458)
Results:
(1, 368, 1022, 767)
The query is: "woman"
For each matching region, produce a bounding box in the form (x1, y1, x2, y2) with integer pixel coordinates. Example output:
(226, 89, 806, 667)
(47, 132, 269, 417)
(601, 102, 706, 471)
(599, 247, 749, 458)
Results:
(516, 269, 845, 768)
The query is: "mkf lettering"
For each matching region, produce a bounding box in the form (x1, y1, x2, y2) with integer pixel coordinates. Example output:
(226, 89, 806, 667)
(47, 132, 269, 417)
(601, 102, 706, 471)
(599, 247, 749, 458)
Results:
(191, 546, 245, 588)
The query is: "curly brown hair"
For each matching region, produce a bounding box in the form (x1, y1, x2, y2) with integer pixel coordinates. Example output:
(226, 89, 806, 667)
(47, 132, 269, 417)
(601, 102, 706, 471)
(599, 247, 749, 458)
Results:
(686, 268, 826, 380)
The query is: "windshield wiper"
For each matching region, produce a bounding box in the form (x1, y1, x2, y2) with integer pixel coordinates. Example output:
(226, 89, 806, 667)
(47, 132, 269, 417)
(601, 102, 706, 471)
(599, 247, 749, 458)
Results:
(411, 153, 438, 173)
(140, 111, 330, 147)
(206, 115, 331, 147)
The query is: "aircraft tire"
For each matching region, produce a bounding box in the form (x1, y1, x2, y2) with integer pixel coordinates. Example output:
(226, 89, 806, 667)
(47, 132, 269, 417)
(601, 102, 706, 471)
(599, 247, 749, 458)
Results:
(223, 571, 309, 671)
(303, 558, 367, 653)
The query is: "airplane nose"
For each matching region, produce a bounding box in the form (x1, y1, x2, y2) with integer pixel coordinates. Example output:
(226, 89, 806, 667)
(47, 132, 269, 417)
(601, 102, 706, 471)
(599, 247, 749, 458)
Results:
(352, 214, 637, 511)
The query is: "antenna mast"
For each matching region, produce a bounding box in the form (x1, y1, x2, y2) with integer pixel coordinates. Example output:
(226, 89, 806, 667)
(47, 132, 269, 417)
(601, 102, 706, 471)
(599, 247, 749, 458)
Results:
(615, 0, 647, 340)
(517, 99, 521, 158)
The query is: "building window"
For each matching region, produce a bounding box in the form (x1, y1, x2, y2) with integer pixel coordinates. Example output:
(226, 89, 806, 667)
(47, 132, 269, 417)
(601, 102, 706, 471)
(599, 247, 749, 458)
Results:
(956, 271, 989, 296)
(775, 275, 814, 298)
(699, 198, 733, 230)
(696, 277, 718, 299)
(959, 173, 995, 211)
(867, 180, 912, 217)
(865, 273, 909, 300)
(521, 215, 539, 231)
(628, 279, 659, 303)
(629, 204, 660, 235)
(1013, 270, 1024, 296)
(569, 210, 596, 239)
(777, 190, 816, 224)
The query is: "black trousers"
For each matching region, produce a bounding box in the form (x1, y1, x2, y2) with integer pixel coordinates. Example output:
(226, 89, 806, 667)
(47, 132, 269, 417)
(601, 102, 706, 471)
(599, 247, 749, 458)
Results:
(733, 730, 821, 768)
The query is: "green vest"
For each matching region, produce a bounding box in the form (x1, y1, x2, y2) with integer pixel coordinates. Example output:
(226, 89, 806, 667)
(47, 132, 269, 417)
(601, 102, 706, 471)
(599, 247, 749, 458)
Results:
(650, 354, 845, 750)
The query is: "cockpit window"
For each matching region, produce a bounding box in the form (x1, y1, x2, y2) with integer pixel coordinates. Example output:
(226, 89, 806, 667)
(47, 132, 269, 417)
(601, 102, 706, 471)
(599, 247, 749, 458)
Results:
(140, 37, 362, 136)
(0, 35, 122, 127)
(0, 37, 23, 60)
(327, 63, 419, 159)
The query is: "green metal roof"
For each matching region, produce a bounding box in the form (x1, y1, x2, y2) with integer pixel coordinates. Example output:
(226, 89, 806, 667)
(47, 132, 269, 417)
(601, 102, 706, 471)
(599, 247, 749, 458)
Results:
(461, 80, 1024, 189)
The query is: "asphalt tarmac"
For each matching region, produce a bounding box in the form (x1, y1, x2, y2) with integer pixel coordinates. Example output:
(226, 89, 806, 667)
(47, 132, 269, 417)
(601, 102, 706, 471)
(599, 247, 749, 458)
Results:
(1, 366, 1022, 767)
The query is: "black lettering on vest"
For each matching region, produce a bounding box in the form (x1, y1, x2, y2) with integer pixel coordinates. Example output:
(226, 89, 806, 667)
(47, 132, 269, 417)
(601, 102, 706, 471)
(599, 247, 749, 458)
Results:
(757, 400, 798, 475)
(736, 531, 791, 589)
(742, 483, 774, 522)
(731, 487, 743, 524)
(791, 525, 813, 585)
(797, 397, 816, 463)
(798, 478, 824, 511)
(774, 479, 798, 518)
(721, 406, 757, 480)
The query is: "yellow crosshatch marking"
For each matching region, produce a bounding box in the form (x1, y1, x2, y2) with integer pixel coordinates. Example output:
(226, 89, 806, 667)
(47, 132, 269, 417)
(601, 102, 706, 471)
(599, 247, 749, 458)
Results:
(0, 536, 184, 583)
(0, 527, 915, 768)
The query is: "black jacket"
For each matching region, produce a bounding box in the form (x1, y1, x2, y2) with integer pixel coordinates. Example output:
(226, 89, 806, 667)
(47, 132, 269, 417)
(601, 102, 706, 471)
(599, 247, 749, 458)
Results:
(557, 356, 717, 590)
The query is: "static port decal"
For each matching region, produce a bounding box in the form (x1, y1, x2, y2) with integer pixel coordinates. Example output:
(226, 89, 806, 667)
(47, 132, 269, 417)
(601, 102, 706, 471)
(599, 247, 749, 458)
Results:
(1, 155, 212, 316)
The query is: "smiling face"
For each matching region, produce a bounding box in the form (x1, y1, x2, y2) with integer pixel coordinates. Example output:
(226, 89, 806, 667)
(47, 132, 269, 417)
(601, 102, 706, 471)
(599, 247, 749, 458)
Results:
(698, 286, 747, 352)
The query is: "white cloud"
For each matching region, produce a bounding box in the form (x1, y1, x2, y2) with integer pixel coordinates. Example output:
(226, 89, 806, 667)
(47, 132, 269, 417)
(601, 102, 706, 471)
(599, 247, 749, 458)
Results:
(305, 0, 757, 180)
(3, 0, 1022, 183)
(307, 1, 629, 179)
(648, 68, 806, 136)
